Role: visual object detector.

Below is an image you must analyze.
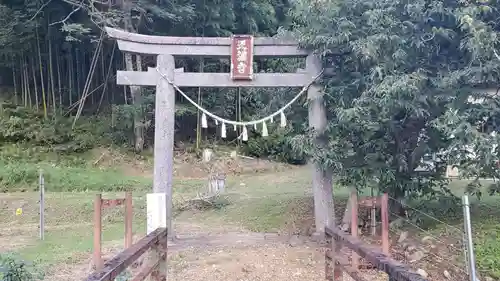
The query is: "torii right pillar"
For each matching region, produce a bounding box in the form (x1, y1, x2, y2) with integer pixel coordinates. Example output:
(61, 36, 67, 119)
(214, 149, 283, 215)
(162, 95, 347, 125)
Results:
(306, 54, 335, 238)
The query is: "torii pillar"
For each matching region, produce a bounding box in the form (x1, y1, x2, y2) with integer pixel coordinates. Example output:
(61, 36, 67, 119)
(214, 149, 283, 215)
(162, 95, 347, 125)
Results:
(104, 27, 333, 238)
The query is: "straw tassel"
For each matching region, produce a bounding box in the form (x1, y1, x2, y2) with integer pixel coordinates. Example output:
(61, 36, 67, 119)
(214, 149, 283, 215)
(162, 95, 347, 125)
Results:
(280, 111, 287, 128)
(221, 123, 227, 138)
(242, 126, 248, 142)
(262, 122, 268, 137)
(215, 119, 219, 125)
(254, 124, 257, 130)
(201, 113, 208, 128)
(233, 124, 237, 131)
(270, 115, 274, 123)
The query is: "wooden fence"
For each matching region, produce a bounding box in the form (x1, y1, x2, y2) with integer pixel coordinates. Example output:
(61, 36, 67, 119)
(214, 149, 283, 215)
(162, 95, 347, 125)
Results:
(325, 226, 428, 281)
(85, 228, 168, 281)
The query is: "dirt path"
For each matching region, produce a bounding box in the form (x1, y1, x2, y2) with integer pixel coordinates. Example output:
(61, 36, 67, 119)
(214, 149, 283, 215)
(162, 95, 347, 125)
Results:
(166, 230, 389, 281)
(42, 216, 393, 281)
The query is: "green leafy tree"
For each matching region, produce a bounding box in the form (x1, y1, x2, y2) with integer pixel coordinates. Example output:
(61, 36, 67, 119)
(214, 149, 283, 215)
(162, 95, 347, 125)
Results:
(289, 0, 500, 201)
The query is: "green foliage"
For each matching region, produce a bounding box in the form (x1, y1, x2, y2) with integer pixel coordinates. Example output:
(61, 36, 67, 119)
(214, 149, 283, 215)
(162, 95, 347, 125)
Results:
(0, 102, 108, 153)
(242, 126, 306, 164)
(0, 253, 43, 281)
(289, 0, 500, 198)
(115, 270, 132, 281)
(474, 219, 500, 279)
(0, 0, 297, 155)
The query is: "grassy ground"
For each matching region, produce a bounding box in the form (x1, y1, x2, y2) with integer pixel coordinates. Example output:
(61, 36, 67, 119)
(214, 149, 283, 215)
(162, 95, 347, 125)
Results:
(0, 152, 499, 280)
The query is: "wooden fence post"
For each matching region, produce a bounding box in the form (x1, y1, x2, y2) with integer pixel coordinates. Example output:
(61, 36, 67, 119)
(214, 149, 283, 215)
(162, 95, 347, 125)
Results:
(351, 191, 359, 268)
(381, 193, 390, 255)
(93, 194, 103, 270)
(38, 170, 45, 240)
(125, 192, 133, 248)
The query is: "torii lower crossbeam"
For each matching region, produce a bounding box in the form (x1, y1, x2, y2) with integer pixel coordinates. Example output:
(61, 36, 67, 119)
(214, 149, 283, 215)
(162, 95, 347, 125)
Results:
(118, 68, 312, 87)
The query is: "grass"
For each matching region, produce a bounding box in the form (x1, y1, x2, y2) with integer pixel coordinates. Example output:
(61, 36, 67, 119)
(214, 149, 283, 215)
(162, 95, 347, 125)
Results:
(0, 162, 152, 192)
(20, 221, 147, 265)
(1, 159, 500, 280)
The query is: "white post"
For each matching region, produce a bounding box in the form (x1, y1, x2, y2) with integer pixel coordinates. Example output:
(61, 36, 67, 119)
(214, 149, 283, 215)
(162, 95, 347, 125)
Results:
(462, 195, 477, 281)
(39, 170, 45, 240)
(146, 193, 167, 234)
(152, 54, 175, 237)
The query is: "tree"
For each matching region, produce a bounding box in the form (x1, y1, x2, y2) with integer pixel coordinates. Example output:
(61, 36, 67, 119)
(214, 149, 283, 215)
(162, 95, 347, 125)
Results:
(289, 0, 500, 203)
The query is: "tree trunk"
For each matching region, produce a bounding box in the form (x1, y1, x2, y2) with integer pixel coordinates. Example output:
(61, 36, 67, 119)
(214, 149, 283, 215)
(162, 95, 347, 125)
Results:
(68, 52, 73, 106)
(48, 26, 57, 113)
(36, 28, 47, 118)
(76, 48, 81, 101)
(12, 56, 18, 104)
(55, 45, 62, 110)
(124, 53, 144, 152)
(31, 57, 39, 111)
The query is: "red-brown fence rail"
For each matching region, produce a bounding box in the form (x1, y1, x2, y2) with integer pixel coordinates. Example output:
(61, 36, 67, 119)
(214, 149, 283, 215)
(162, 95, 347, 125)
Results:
(84, 227, 168, 281)
(325, 226, 428, 281)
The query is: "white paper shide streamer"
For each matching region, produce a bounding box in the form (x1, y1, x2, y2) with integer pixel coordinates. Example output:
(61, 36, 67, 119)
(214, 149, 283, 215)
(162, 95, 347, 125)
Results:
(280, 111, 287, 127)
(221, 122, 227, 138)
(262, 122, 268, 137)
(242, 126, 248, 141)
(198, 109, 288, 140)
(201, 113, 208, 128)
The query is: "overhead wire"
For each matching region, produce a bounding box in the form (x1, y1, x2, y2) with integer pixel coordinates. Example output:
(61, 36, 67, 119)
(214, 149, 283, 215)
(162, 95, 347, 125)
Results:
(386, 195, 464, 233)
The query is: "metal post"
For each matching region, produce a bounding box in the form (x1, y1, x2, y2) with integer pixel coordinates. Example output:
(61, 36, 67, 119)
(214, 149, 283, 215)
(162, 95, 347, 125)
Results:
(39, 170, 45, 240)
(463, 231, 470, 275)
(462, 195, 477, 281)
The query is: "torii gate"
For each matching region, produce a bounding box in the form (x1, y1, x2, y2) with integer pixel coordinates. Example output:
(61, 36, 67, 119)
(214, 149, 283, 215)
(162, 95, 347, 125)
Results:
(105, 27, 334, 238)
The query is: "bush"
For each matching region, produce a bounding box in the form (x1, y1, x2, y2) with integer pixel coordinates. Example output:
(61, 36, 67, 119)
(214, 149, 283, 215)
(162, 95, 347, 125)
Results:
(242, 126, 306, 165)
(0, 253, 43, 281)
(0, 103, 115, 153)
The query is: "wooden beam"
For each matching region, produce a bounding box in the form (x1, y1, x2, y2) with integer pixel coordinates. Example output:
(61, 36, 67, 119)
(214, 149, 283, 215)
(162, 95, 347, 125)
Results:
(117, 71, 312, 87)
(84, 228, 167, 281)
(116, 41, 307, 57)
(325, 227, 428, 281)
(107, 27, 300, 46)
(175, 73, 310, 87)
(106, 27, 308, 57)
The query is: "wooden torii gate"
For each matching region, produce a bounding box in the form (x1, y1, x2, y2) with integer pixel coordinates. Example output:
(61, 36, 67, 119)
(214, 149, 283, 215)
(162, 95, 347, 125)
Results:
(105, 27, 334, 237)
